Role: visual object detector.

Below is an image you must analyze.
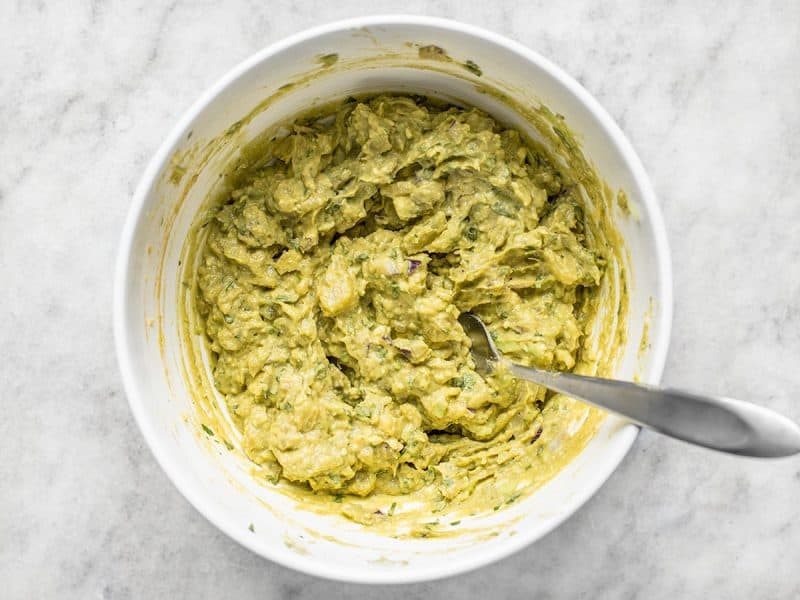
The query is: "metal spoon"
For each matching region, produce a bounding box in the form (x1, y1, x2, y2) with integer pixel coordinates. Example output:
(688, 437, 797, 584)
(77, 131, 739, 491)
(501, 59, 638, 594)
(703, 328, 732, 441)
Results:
(458, 313, 800, 458)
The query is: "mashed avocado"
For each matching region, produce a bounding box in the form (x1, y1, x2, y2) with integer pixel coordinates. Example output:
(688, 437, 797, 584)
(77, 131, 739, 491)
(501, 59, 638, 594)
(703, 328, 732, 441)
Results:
(191, 95, 620, 522)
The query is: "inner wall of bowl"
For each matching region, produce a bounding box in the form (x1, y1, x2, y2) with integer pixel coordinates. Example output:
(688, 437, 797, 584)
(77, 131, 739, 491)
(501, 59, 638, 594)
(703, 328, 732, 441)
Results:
(129, 23, 666, 580)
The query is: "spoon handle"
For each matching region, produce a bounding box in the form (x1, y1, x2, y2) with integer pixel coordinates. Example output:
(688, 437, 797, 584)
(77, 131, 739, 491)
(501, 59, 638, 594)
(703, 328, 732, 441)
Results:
(510, 364, 800, 458)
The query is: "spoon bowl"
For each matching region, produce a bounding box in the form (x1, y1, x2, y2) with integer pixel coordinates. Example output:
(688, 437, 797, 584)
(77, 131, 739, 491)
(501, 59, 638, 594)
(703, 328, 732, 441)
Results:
(459, 313, 800, 458)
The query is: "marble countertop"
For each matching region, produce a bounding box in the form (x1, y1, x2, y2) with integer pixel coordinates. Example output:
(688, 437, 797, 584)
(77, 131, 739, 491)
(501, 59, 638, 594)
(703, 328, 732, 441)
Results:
(2, 1, 799, 598)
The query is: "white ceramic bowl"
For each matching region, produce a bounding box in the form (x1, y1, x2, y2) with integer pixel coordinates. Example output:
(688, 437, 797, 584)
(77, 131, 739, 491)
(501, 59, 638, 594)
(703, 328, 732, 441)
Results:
(114, 15, 672, 583)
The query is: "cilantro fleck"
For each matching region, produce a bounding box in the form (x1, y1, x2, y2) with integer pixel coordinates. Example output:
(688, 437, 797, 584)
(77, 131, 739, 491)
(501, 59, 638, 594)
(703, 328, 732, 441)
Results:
(324, 201, 342, 215)
(248, 523, 255, 532)
(388, 502, 397, 516)
(463, 224, 479, 241)
(201, 424, 214, 437)
(355, 404, 374, 419)
(463, 60, 482, 76)
(453, 373, 475, 390)
(491, 201, 516, 218)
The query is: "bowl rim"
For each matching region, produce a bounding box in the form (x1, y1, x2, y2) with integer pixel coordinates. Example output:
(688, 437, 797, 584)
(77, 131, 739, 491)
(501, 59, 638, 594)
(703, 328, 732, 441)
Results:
(114, 14, 673, 584)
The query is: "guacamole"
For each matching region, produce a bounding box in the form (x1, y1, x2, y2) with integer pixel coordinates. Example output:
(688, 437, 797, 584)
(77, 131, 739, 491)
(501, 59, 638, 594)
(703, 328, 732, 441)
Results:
(191, 95, 621, 521)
